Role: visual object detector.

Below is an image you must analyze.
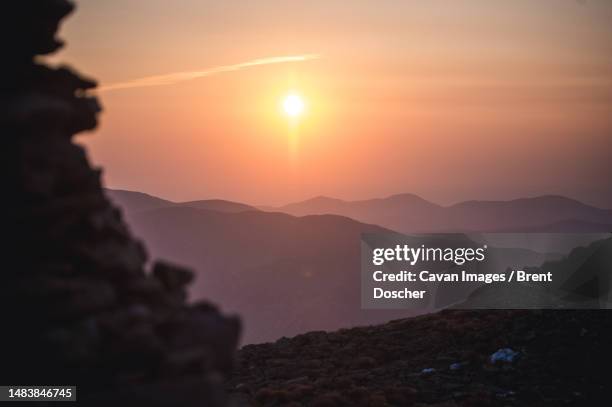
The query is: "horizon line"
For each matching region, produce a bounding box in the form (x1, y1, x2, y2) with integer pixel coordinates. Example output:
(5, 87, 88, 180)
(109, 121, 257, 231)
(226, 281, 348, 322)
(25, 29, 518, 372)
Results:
(103, 187, 611, 210)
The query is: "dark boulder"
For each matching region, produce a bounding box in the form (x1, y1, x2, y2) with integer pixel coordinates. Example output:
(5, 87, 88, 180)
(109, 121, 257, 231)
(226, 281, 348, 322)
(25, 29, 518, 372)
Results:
(0, 1, 240, 406)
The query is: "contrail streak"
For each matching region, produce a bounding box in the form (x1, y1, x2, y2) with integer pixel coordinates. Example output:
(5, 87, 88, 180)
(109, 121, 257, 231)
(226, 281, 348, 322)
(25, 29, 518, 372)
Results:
(98, 54, 321, 92)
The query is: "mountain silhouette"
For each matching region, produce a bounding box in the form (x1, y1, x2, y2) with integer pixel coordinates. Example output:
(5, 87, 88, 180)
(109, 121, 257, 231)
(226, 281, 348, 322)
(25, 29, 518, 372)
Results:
(106, 189, 174, 212)
(270, 194, 612, 233)
(109, 190, 560, 343)
(107, 188, 259, 216)
(179, 199, 259, 213)
(124, 205, 413, 344)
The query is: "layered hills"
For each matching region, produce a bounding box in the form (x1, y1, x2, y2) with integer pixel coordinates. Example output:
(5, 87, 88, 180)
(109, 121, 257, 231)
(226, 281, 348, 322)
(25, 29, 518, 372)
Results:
(109, 194, 412, 344)
(270, 194, 612, 233)
(106, 189, 596, 343)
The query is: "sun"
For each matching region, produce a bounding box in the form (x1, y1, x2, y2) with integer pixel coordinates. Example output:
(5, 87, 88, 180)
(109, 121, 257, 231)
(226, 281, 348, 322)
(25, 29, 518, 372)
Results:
(283, 93, 305, 118)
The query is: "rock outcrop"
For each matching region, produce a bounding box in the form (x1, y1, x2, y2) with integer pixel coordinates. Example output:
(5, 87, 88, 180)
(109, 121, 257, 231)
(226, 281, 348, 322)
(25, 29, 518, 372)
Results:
(1, 1, 240, 405)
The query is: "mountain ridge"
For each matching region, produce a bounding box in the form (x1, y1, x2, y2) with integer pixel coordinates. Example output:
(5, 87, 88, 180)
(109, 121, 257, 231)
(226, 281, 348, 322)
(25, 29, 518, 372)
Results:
(106, 188, 259, 214)
(271, 193, 612, 233)
(122, 204, 405, 343)
(107, 188, 612, 234)
(107, 189, 583, 343)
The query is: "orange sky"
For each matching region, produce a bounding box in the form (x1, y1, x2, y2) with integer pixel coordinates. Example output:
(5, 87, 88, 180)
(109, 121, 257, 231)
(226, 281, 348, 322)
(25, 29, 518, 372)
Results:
(50, 0, 612, 207)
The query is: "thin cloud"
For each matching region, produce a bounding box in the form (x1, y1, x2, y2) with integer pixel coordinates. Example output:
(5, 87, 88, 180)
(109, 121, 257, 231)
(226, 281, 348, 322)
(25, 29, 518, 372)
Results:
(98, 54, 321, 92)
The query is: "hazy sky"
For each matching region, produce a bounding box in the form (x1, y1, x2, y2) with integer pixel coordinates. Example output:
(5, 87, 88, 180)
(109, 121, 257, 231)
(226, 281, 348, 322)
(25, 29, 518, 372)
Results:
(52, 0, 612, 207)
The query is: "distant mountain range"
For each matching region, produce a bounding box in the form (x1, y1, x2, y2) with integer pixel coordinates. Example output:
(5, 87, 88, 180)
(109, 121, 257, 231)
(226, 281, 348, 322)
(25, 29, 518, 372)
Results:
(104, 189, 588, 343)
(109, 189, 612, 233)
(106, 189, 415, 343)
(267, 193, 612, 233)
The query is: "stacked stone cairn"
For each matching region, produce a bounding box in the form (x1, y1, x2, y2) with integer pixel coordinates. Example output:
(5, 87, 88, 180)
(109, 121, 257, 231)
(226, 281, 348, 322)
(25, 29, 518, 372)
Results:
(1, 1, 241, 405)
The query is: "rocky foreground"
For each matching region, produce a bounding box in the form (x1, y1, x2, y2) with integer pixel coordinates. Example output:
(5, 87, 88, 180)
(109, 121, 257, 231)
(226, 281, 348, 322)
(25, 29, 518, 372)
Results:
(229, 310, 610, 406)
(2, 1, 239, 405)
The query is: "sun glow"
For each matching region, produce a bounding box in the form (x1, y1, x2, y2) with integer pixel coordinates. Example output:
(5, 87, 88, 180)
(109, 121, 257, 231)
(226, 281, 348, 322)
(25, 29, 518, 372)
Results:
(283, 93, 305, 118)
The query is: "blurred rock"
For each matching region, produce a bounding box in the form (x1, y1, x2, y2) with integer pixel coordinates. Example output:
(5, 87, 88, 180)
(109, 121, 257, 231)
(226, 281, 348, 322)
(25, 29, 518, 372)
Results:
(1, 1, 240, 406)
(153, 261, 194, 295)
